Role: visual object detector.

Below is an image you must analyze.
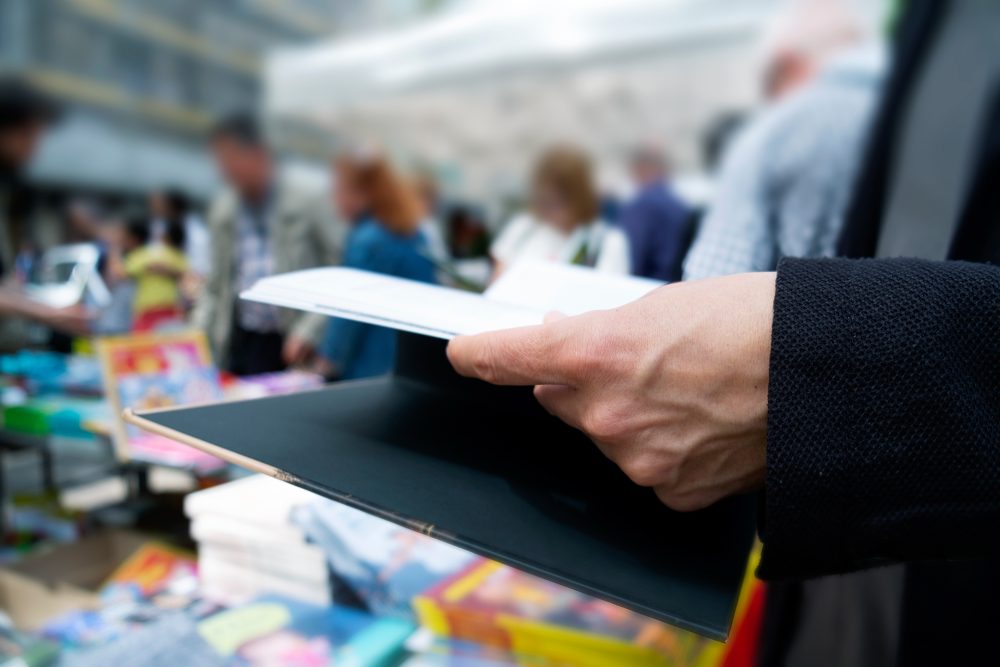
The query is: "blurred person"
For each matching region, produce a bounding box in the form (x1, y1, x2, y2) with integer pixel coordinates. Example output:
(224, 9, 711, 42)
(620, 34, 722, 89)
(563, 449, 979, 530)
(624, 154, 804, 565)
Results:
(318, 150, 436, 380)
(193, 113, 343, 375)
(701, 111, 748, 175)
(0, 77, 90, 347)
(684, 0, 882, 281)
(491, 145, 630, 278)
(446, 205, 490, 259)
(760, 0, 866, 101)
(65, 198, 106, 244)
(410, 169, 450, 267)
(91, 217, 135, 335)
(149, 188, 211, 278)
(113, 216, 186, 332)
(618, 144, 691, 282)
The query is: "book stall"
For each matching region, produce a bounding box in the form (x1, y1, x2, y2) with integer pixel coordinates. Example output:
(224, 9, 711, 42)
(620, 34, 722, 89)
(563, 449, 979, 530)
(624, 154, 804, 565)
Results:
(0, 263, 761, 667)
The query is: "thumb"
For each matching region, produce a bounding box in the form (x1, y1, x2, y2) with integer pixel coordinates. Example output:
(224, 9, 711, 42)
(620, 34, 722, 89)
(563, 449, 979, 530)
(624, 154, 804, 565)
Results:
(447, 321, 579, 387)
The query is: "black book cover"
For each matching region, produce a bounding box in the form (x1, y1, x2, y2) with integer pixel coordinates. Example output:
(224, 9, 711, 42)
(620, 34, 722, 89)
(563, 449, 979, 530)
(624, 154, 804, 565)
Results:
(127, 332, 755, 639)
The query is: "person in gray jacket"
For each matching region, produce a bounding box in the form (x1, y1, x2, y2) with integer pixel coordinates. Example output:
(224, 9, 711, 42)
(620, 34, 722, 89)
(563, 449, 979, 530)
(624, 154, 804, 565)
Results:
(193, 114, 344, 375)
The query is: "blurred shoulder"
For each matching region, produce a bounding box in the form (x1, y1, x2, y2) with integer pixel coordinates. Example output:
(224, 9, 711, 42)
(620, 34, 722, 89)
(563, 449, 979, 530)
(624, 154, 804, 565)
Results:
(275, 167, 330, 217)
(207, 188, 239, 227)
(349, 219, 391, 246)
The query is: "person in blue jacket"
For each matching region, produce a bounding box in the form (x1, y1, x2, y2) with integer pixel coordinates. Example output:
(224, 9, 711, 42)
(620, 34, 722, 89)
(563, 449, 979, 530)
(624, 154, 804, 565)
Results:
(320, 151, 436, 380)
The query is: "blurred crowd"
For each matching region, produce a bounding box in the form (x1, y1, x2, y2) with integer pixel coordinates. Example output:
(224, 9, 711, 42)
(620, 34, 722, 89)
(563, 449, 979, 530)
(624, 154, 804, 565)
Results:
(0, 0, 877, 383)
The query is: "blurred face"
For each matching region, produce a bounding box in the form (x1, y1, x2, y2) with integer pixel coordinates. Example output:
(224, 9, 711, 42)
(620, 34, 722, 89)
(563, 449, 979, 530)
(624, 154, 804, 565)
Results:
(630, 159, 664, 188)
(533, 185, 575, 233)
(0, 121, 46, 171)
(764, 51, 816, 101)
(115, 225, 142, 252)
(210, 137, 272, 200)
(334, 171, 369, 222)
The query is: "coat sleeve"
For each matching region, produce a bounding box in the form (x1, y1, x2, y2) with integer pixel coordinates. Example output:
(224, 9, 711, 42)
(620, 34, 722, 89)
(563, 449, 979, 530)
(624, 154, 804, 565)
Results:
(759, 257, 1000, 580)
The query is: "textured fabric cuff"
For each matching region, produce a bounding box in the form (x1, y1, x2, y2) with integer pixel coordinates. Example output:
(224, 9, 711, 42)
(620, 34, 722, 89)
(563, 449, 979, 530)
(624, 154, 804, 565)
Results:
(758, 256, 1000, 579)
(759, 257, 862, 579)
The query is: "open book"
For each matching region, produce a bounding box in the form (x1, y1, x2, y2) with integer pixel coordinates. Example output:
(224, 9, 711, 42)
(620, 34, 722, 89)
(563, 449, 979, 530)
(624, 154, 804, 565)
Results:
(127, 261, 755, 639)
(240, 260, 663, 339)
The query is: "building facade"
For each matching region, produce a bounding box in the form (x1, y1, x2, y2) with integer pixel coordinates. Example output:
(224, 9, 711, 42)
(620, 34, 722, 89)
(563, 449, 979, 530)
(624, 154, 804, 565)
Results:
(0, 0, 444, 199)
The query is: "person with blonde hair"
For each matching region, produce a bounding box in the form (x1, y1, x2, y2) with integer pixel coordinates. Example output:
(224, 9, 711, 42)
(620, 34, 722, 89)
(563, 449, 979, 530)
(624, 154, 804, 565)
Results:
(491, 145, 630, 279)
(319, 149, 436, 380)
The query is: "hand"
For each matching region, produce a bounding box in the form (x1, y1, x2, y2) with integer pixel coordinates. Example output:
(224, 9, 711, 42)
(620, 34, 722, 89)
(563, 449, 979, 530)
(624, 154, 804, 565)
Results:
(282, 335, 315, 367)
(447, 272, 776, 511)
(39, 304, 93, 336)
(146, 263, 182, 278)
(311, 356, 339, 381)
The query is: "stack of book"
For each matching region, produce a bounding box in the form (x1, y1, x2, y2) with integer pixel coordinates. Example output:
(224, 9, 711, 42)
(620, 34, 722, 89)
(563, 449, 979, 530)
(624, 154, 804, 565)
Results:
(184, 475, 331, 606)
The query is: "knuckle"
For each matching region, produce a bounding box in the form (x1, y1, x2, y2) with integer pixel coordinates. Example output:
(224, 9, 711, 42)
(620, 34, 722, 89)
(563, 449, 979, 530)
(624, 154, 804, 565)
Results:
(470, 347, 499, 383)
(581, 405, 625, 441)
(561, 343, 598, 379)
(655, 487, 709, 512)
(620, 456, 661, 488)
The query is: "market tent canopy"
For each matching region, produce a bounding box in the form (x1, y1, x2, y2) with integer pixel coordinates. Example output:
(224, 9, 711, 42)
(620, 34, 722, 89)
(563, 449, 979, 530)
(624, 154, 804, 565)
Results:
(265, 0, 779, 114)
(263, 0, 785, 206)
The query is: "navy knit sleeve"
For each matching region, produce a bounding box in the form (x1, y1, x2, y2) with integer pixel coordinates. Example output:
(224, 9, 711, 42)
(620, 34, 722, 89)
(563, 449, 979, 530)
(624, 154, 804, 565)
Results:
(759, 257, 1000, 580)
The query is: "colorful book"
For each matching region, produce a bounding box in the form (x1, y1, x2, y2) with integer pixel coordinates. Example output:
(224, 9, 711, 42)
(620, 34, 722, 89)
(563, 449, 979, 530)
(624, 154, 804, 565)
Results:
(414, 560, 721, 667)
(96, 330, 225, 471)
(195, 596, 414, 667)
(44, 596, 413, 667)
(104, 541, 197, 598)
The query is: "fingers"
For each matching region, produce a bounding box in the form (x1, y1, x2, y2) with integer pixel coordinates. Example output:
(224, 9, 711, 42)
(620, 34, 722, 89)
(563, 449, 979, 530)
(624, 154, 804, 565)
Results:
(447, 321, 582, 386)
(533, 384, 585, 429)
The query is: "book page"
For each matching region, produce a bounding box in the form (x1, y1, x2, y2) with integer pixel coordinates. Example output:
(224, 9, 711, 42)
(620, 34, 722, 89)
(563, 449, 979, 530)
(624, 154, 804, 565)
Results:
(485, 260, 662, 315)
(241, 263, 662, 340)
(242, 268, 544, 339)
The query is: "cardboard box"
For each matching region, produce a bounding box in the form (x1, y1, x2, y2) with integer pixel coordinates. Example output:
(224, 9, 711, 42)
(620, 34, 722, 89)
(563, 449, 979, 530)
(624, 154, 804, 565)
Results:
(0, 530, 149, 630)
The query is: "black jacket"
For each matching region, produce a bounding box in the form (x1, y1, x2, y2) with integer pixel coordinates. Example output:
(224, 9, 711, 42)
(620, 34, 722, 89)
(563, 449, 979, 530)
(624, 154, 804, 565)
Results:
(758, 0, 1000, 664)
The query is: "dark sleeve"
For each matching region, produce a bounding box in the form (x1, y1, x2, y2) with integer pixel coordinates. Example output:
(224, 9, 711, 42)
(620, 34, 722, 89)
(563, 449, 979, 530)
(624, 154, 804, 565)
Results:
(759, 257, 1000, 580)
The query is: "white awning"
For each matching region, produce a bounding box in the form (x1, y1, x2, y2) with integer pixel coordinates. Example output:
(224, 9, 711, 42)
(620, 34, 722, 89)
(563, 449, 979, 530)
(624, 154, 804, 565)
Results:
(266, 0, 778, 114)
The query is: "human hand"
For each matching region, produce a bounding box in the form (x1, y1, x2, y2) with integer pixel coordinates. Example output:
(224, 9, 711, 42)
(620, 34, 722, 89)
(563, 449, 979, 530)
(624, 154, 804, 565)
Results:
(146, 262, 182, 278)
(282, 334, 315, 367)
(447, 272, 776, 511)
(39, 304, 93, 336)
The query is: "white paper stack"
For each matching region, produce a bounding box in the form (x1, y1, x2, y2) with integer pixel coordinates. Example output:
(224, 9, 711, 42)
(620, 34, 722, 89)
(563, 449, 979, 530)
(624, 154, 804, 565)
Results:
(184, 474, 331, 606)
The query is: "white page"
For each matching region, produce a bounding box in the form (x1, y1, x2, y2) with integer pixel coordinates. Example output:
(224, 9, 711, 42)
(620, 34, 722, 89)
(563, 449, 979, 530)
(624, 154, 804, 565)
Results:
(485, 260, 662, 315)
(241, 267, 543, 339)
(241, 262, 661, 340)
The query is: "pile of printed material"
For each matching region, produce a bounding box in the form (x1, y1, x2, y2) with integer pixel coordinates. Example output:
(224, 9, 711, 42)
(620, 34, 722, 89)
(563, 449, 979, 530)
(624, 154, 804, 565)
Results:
(185, 475, 332, 606)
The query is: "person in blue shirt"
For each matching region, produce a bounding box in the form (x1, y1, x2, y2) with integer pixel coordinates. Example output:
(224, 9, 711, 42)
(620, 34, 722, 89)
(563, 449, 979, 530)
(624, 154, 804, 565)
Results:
(320, 151, 436, 380)
(618, 145, 691, 282)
